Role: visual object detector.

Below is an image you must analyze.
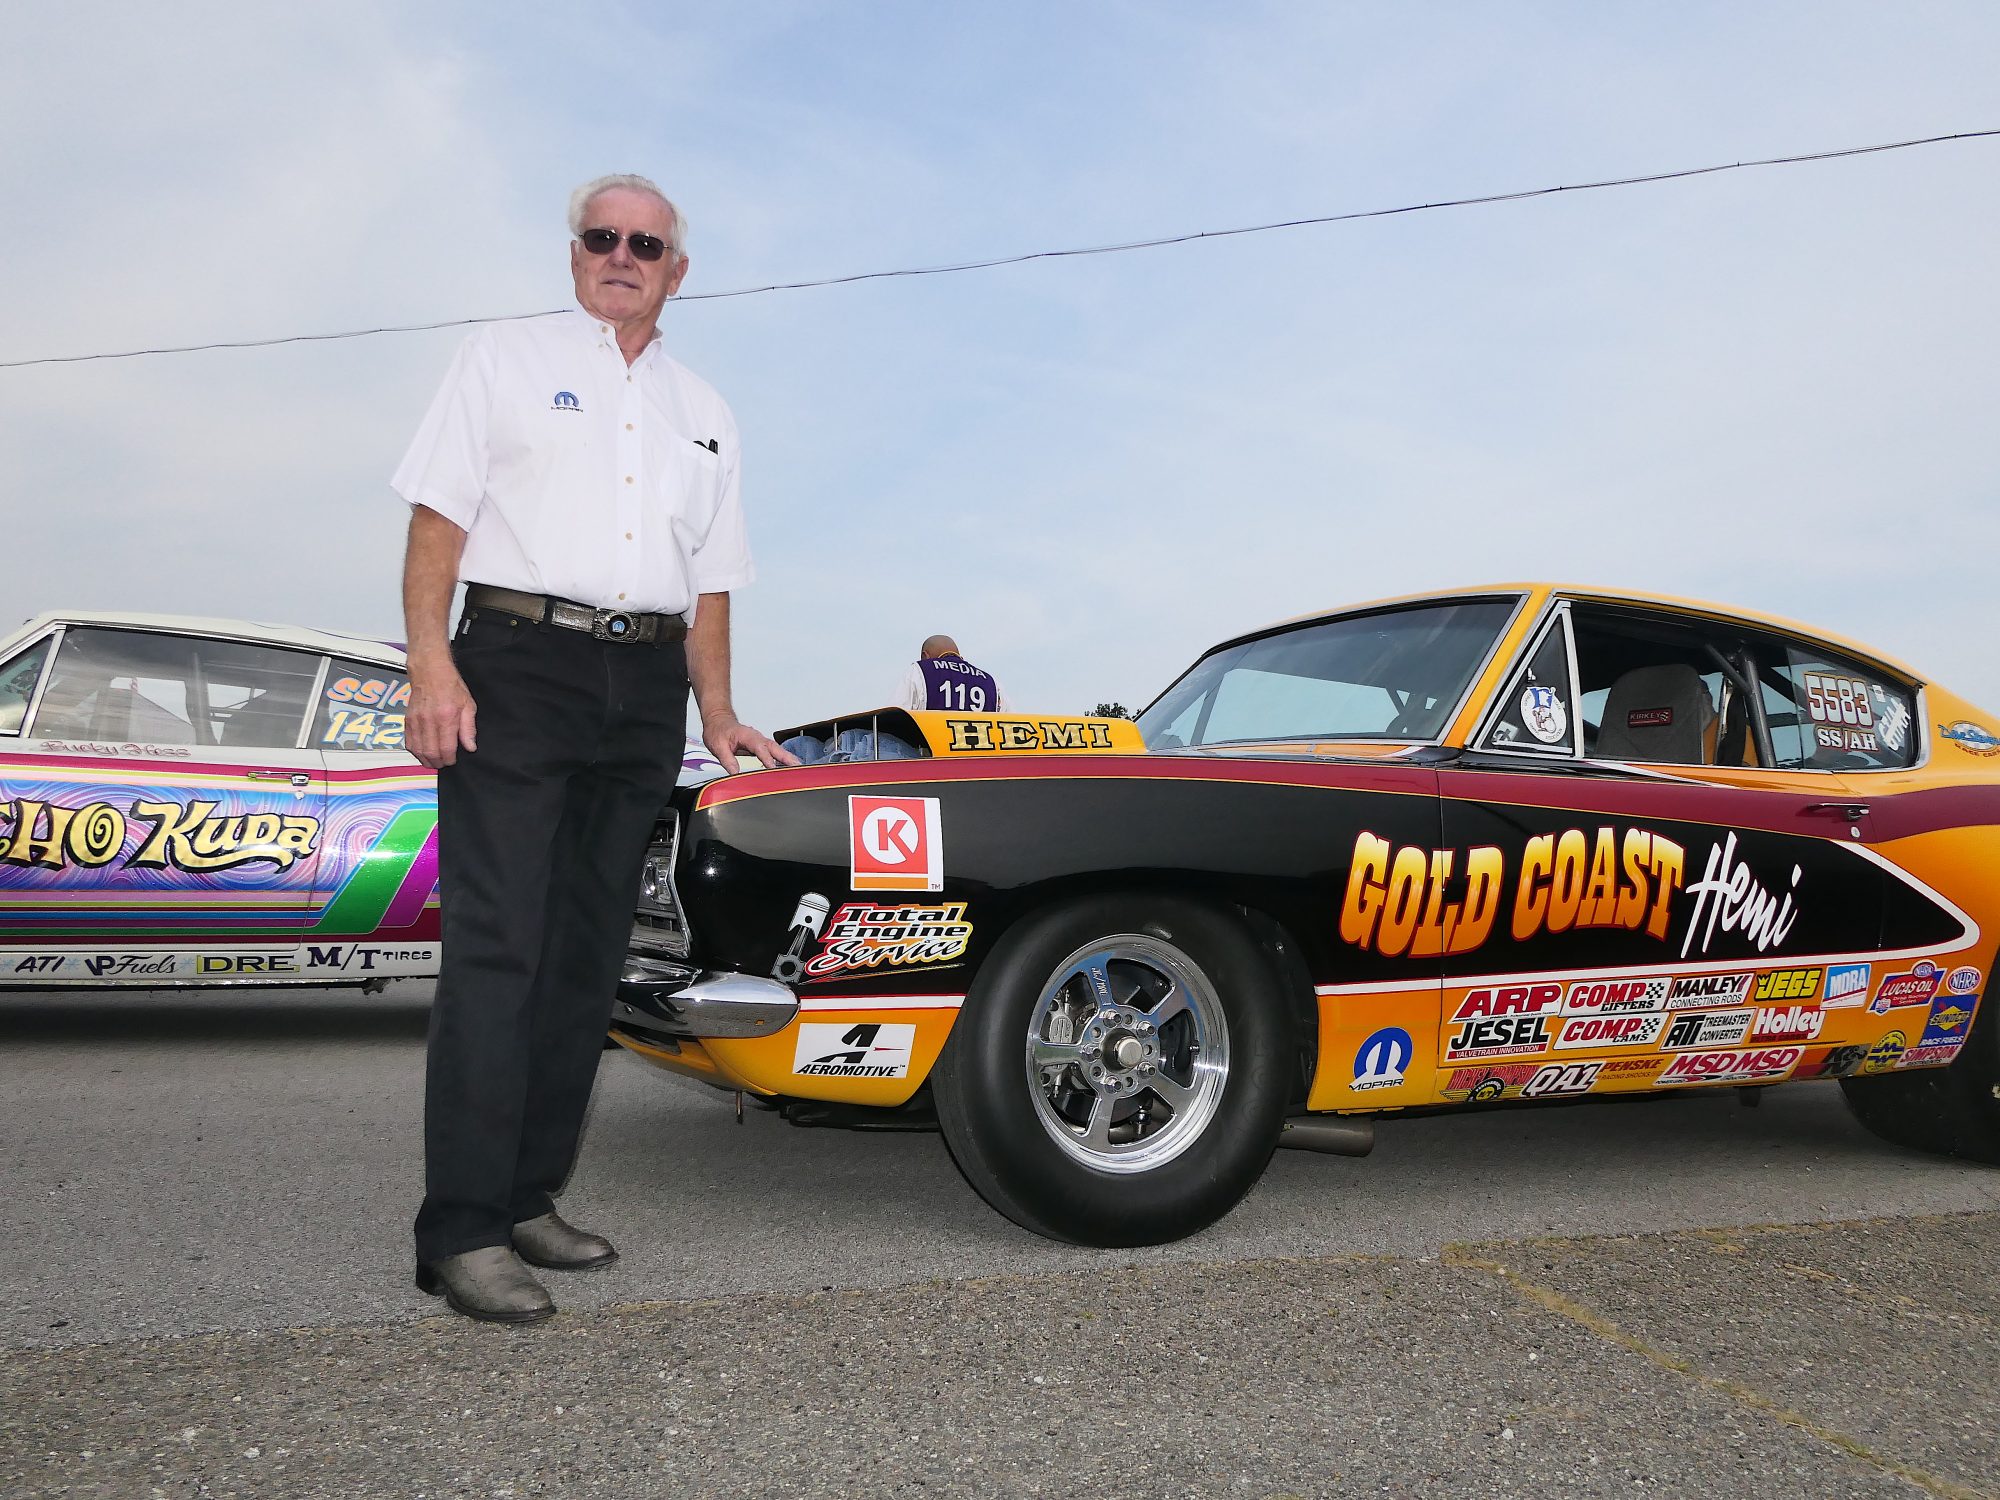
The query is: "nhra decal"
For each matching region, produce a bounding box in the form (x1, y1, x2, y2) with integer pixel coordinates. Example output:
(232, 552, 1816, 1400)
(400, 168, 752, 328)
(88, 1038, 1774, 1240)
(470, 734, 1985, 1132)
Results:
(801, 902, 973, 978)
(942, 718, 1117, 753)
(1662, 1009, 1754, 1050)
(1667, 972, 1754, 1007)
(1750, 1004, 1824, 1043)
(1339, 827, 1685, 959)
(1752, 968, 1821, 1003)
(0, 796, 318, 874)
(792, 1021, 916, 1078)
(1552, 1013, 1665, 1050)
(848, 795, 943, 893)
(1946, 966, 1982, 996)
(1657, 1045, 1803, 1087)
(1445, 1014, 1551, 1061)
(1563, 976, 1669, 1015)
(1871, 962, 1943, 1014)
(1823, 963, 1872, 1009)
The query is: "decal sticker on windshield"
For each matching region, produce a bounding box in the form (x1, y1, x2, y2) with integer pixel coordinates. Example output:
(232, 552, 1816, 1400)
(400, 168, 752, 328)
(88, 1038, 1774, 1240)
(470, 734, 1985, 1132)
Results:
(1521, 685, 1568, 745)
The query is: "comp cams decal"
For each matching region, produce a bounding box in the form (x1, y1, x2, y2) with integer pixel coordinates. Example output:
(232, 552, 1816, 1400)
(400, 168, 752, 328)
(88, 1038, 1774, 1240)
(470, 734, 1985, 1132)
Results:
(792, 1022, 917, 1078)
(848, 796, 943, 893)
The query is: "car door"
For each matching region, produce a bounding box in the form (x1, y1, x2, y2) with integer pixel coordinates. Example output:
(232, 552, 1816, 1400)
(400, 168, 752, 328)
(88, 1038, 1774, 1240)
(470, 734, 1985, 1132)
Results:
(0, 624, 327, 984)
(1429, 598, 1957, 1100)
(298, 655, 440, 982)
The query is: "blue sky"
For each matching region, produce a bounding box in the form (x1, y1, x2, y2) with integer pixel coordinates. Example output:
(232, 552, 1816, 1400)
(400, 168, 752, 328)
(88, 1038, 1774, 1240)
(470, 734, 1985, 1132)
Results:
(3, 3, 1996, 728)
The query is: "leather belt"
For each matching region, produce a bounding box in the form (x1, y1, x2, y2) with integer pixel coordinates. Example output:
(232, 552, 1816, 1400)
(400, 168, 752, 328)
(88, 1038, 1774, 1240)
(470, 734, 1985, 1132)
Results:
(463, 584, 686, 645)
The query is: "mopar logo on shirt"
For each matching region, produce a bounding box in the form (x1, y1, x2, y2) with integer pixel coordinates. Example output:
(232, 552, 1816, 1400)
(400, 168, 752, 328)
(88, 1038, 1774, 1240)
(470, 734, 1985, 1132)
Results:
(551, 390, 581, 411)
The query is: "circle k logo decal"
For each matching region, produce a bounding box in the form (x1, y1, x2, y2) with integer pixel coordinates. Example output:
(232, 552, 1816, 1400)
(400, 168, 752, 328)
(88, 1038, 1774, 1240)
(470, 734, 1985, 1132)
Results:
(848, 795, 943, 892)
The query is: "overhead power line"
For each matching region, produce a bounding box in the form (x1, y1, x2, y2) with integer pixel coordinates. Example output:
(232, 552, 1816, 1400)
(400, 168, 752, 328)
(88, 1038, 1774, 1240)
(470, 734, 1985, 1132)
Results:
(3, 127, 1994, 372)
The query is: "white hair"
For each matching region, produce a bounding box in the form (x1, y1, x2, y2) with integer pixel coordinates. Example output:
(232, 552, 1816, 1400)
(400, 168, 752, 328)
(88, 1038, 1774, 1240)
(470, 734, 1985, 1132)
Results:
(566, 173, 686, 254)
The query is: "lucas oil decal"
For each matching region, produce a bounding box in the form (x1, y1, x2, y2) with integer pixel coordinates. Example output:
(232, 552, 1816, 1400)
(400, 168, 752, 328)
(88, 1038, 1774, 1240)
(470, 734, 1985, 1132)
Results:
(801, 903, 973, 978)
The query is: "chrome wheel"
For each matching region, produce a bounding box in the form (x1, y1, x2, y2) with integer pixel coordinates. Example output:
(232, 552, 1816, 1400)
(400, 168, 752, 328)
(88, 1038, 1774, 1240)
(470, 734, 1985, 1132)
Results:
(1024, 933, 1230, 1173)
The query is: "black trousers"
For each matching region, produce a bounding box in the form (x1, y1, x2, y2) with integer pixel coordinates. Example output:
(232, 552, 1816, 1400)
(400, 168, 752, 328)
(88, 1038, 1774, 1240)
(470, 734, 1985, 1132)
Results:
(414, 607, 688, 1264)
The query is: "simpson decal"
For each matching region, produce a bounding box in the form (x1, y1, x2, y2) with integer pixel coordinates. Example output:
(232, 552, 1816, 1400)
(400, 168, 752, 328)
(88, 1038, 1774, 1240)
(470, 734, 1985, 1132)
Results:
(792, 1022, 917, 1078)
(847, 796, 943, 893)
(1822, 963, 1872, 1009)
(1872, 962, 1943, 1014)
(1657, 1046, 1803, 1086)
(801, 902, 973, 977)
(1662, 1009, 1754, 1050)
(1899, 1042, 1966, 1068)
(1563, 976, 1670, 1016)
(1552, 1013, 1666, 1050)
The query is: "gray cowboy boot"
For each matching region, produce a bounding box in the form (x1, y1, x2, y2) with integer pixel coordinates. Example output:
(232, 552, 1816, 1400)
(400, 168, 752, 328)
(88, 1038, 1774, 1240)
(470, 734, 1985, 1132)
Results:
(416, 1246, 555, 1323)
(512, 1210, 618, 1271)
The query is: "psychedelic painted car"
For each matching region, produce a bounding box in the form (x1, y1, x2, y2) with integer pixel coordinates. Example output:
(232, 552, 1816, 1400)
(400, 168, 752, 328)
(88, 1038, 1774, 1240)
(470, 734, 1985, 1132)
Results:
(0, 611, 725, 989)
(610, 585, 2000, 1246)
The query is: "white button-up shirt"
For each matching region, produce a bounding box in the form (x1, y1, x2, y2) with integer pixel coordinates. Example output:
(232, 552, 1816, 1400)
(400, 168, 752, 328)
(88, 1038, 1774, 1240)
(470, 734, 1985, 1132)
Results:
(391, 308, 752, 619)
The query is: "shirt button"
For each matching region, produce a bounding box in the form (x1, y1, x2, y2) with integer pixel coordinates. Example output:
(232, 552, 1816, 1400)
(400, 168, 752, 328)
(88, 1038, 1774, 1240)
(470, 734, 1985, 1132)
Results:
(625, 423, 634, 431)
(625, 532, 633, 540)
(625, 475, 634, 484)
(617, 592, 626, 601)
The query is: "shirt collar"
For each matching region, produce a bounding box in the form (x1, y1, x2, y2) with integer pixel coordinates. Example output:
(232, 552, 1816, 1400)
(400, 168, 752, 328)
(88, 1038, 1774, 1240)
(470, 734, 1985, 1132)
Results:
(568, 305, 662, 364)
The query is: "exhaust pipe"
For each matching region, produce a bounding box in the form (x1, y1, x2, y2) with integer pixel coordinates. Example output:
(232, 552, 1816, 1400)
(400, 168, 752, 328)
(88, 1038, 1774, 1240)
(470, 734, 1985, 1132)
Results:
(1278, 1117, 1375, 1157)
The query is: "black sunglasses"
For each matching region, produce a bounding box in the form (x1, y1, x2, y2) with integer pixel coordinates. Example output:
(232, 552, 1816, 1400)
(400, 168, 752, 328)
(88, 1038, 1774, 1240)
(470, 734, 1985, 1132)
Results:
(578, 227, 674, 262)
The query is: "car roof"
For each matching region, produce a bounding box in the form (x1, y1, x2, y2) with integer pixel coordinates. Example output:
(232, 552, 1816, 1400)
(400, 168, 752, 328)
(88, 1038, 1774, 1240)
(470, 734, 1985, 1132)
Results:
(1232, 582, 1923, 682)
(2, 610, 406, 668)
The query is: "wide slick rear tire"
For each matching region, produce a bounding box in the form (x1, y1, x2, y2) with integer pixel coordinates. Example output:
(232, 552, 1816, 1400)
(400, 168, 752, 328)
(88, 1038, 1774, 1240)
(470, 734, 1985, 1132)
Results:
(1839, 983, 2000, 1164)
(933, 894, 1291, 1246)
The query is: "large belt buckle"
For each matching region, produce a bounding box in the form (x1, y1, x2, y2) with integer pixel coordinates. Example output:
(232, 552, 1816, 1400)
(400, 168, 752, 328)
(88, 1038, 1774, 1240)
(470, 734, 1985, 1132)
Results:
(593, 609, 641, 643)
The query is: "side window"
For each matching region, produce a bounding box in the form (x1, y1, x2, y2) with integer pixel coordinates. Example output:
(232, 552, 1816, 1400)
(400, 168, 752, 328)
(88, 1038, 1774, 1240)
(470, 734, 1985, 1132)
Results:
(1480, 610, 1576, 755)
(28, 628, 319, 750)
(1570, 608, 1739, 767)
(1760, 647, 1917, 771)
(0, 637, 53, 736)
(313, 660, 412, 752)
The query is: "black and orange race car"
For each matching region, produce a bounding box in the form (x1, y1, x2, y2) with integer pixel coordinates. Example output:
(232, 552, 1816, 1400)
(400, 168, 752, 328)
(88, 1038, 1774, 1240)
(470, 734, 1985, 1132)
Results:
(610, 585, 2000, 1245)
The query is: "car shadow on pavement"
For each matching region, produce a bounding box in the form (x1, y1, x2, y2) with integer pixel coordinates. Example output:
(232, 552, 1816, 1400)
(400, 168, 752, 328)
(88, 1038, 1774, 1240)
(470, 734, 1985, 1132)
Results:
(0, 992, 430, 1044)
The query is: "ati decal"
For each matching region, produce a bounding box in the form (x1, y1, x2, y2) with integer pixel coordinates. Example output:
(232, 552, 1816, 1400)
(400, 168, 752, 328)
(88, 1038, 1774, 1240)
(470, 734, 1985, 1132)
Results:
(1921, 998, 1974, 1048)
(942, 718, 1116, 752)
(1352, 1027, 1413, 1091)
(1862, 1032, 1908, 1074)
(1940, 720, 2000, 757)
(1445, 1014, 1551, 1061)
(1552, 1013, 1665, 1050)
(0, 797, 318, 874)
(1668, 972, 1754, 1008)
(801, 902, 973, 978)
(1823, 962, 1872, 1009)
(1663, 1009, 1754, 1050)
(848, 795, 943, 893)
(1680, 833, 1800, 959)
(792, 1021, 917, 1078)
(1899, 1042, 1966, 1068)
(1563, 977, 1670, 1016)
(1442, 1064, 1539, 1102)
(1657, 1046, 1803, 1087)
(1451, 983, 1562, 1022)
(1946, 966, 1982, 996)
(1522, 1060, 1603, 1098)
(1753, 968, 1821, 1003)
(1871, 962, 1942, 1014)
(1339, 827, 1685, 959)
(771, 893, 833, 983)
(11, 954, 66, 974)
(1751, 1004, 1824, 1043)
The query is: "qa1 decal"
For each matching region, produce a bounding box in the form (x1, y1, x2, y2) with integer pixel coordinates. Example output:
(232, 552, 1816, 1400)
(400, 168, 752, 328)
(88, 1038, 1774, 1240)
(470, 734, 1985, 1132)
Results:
(0, 797, 318, 874)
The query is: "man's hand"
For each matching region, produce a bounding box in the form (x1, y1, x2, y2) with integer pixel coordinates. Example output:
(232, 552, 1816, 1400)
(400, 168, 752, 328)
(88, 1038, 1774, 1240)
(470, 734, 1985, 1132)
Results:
(703, 714, 801, 771)
(407, 660, 478, 768)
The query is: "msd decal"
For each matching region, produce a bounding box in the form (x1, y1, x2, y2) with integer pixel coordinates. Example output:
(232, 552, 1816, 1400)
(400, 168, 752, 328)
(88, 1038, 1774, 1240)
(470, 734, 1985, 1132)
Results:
(1552, 1013, 1665, 1050)
(848, 796, 943, 893)
(1657, 1046, 1803, 1087)
(1871, 962, 1943, 1015)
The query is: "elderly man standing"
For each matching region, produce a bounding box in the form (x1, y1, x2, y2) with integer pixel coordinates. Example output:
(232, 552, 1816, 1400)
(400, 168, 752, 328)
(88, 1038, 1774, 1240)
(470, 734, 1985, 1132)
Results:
(394, 173, 793, 1322)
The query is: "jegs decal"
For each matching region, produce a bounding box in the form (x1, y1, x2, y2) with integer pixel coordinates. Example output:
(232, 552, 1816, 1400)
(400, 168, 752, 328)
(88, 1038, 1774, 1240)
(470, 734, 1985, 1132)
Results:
(801, 902, 973, 978)
(1752, 968, 1821, 1002)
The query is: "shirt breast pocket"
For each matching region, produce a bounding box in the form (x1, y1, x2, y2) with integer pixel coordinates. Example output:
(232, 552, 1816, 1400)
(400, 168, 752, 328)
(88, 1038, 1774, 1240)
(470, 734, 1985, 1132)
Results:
(662, 432, 725, 539)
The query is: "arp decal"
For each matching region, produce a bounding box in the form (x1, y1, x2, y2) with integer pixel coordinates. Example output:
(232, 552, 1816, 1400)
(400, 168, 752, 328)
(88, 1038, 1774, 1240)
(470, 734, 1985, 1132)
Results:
(1450, 983, 1562, 1023)
(1662, 1009, 1754, 1050)
(1352, 1027, 1413, 1091)
(0, 796, 318, 874)
(800, 902, 973, 978)
(942, 718, 1118, 753)
(1752, 968, 1821, 1003)
(1563, 977, 1669, 1016)
(1339, 827, 1684, 958)
(1750, 1005, 1824, 1043)
(1871, 962, 1943, 1014)
(1657, 1046, 1803, 1087)
(1551, 1013, 1665, 1050)
(1522, 1060, 1603, 1098)
(1667, 972, 1754, 1008)
(1823, 963, 1872, 1009)
(1680, 833, 1799, 959)
(847, 795, 943, 893)
(1445, 1015, 1551, 1061)
(792, 1022, 917, 1078)
(1940, 720, 2000, 757)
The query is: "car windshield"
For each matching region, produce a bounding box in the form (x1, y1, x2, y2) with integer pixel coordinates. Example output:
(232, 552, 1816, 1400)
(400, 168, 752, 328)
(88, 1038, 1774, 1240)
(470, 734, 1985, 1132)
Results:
(1137, 598, 1517, 750)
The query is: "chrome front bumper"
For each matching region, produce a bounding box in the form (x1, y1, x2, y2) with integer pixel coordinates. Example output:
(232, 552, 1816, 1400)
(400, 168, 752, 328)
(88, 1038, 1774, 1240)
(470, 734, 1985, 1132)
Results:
(614, 954, 798, 1040)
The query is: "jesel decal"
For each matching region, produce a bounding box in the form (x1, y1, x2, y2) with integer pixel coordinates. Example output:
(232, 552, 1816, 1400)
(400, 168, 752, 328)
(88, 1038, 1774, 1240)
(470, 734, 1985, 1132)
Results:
(1338, 827, 1686, 958)
(802, 902, 973, 978)
(0, 797, 319, 874)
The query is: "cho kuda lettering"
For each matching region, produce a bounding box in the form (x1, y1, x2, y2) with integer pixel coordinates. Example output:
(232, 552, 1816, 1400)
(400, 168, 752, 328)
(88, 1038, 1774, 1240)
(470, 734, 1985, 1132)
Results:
(0, 796, 319, 874)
